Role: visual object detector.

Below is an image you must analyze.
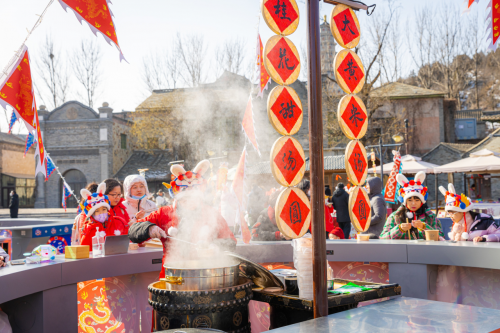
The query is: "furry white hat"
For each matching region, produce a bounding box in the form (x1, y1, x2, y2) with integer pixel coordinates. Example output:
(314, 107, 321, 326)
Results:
(167, 160, 210, 198)
(439, 183, 474, 213)
(80, 182, 110, 217)
(396, 171, 428, 205)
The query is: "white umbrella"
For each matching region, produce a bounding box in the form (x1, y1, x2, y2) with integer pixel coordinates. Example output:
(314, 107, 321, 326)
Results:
(374, 155, 439, 174)
(434, 149, 500, 174)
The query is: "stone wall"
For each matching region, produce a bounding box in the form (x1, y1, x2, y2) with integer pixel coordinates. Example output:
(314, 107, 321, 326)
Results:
(0, 143, 35, 175)
(112, 119, 134, 176)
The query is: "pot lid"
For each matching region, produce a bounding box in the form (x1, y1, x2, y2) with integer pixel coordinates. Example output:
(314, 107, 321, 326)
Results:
(225, 252, 284, 290)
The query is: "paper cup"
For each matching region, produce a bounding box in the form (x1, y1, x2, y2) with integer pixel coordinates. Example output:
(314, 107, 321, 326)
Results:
(425, 230, 439, 241)
(357, 234, 370, 242)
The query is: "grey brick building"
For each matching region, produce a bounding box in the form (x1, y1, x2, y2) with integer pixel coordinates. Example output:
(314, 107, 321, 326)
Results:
(35, 101, 134, 208)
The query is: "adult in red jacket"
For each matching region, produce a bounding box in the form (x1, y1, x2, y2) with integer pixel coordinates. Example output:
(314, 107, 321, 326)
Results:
(128, 160, 237, 280)
(104, 178, 131, 224)
(79, 182, 129, 251)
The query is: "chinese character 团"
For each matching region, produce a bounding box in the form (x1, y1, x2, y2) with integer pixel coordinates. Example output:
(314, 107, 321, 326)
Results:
(278, 48, 296, 71)
(349, 103, 363, 127)
(280, 101, 296, 119)
(344, 58, 358, 80)
(274, 0, 291, 21)
(289, 201, 302, 224)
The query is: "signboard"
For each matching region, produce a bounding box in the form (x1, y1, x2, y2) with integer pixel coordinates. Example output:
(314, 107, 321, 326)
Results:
(337, 94, 367, 140)
(348, 186, 371, 232)
(270, 136, 306, 187)
(345, 140, 368, 186)
(262, 0, 300, 36)
(334, 49, 365, 94)
(267, 85, 303, 136)
(264, 35, 301, 86)
(275, 187, 311, 239)
(330, 4, 361, 49)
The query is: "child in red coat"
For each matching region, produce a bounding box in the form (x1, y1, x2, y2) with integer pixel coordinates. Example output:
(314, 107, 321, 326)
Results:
(79, 182, 129, 251)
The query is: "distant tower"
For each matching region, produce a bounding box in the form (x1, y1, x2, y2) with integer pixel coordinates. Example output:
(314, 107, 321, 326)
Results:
(320, 15, 336, 80)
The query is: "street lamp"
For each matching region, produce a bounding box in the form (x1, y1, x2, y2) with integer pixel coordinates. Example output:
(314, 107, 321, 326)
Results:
(392, 133, 404, 144)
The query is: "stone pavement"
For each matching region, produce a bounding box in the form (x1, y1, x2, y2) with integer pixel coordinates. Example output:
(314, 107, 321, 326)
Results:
(0, 208, 77, 219)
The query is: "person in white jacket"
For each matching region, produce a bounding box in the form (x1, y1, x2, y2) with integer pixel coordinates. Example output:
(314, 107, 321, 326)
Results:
(123, 174, 157, 225)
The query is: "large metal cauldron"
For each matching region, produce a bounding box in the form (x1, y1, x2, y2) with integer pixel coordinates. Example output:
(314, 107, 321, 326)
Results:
(163, 259, 239, 291)
(149, 258, 252, 332)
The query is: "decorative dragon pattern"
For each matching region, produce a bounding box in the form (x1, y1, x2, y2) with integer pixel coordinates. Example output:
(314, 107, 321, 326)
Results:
(79, 0, 108, 20)
(79, 288, 123, 333)
(16, 75, 34, 117)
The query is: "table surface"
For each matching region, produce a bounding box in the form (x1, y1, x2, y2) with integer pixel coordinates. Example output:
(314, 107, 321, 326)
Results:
(268, 296, 500, 332)
(2, 240, 500, 304)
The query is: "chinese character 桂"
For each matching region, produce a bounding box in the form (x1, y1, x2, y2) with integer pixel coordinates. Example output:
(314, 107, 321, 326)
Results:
(278, 48, 296, 71)
(274, 0, 291, 21)
(280, 100, 296, 119)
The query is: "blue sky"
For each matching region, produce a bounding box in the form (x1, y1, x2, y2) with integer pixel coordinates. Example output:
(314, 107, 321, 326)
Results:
(0, 0, 485, 133)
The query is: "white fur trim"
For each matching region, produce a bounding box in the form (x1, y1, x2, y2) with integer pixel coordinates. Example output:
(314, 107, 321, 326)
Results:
(171, 165, 187, 177)
(439, 186, 448, 196)
(168, 227, 178, 237)
(114, 230, 121, 236)
(461, 232, 469, 240)
(81, 188, 91, 199)
(192, 160, 210, 177)
(396, 174, 409, 187)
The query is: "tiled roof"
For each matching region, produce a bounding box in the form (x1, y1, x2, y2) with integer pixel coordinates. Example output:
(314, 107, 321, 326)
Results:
(248, 155, 345, 175)
(114, 150, 174, 181)
(0, 132, 26, 146)
(465, 128, 500, 156)
(370, 82, 445, 99)
(440, 142, 475, 153)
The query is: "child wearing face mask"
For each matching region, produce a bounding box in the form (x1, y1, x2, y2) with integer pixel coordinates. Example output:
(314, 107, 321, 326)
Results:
(123, 175, 158, 226)
(79, 182, 129, 251)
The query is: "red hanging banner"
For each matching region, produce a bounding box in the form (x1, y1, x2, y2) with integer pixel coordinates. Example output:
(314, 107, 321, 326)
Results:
(241, 96, 260, 155)
(487, 0, 500, 49)
(257, 34, 271, 98)
(59, 0, 126, 61)
(0, 45, 47, 177)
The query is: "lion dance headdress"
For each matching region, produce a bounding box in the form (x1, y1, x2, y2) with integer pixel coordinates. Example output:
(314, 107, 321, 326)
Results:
(164, 160, 210, 198)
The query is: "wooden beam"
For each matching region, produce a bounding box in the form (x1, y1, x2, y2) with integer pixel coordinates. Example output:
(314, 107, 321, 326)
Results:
(323, 0, 368, 11)
(306, 0, 328, 319)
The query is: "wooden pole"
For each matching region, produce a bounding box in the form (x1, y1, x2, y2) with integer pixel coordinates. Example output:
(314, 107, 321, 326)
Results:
(306, 0, 328, 318)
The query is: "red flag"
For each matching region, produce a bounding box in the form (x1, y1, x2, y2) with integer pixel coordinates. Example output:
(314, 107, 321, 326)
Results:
(0, 45, 37, 132)
(59, 0, 126, 61)
(241, 96, 260, 155)
(487, 0, 500, 49)
(257, 34, 271, 98)
(383, 150, 402, 204)
(0, 45, 47, 178)
(231, 148, 251, 244)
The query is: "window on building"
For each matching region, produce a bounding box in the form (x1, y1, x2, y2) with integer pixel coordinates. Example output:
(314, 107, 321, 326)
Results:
(121, 134, 127, 149)
(1, 175, 36, 208)
(147, 137, 159, 149)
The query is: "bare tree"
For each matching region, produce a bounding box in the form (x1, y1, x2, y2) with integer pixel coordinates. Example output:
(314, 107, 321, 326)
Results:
(176, 33, 207, 87)
(406, 5, 438, 89)
(142, 47, 181, 92)
(71, 39, 102, 108)
(464, 11, 485, 109)
(37, 34, 70, 109)
(380, 6, 404, 84)
(214, 38, 246, 77)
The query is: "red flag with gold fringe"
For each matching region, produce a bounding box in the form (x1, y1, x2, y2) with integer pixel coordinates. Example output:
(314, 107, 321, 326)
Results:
(257, 34, 271, 98)
(58, 0, 126, 61)
(231, 148, 251, 244)
(0, 45, 47, 178)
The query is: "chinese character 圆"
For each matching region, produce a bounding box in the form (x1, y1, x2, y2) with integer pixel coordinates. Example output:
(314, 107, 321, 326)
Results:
(280, 100, 296, 119)
(278, 48, 296, 71)
(343, 58, 358, 81)
(358, 200, 367, 221)
(282, 150, 297, 171)
(289, 201, 302, 224)
(341, 14, 355, 35)
(348, 103, 363, 127)
(353, 153, 364, 172)
(274, 0, 291, 21)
